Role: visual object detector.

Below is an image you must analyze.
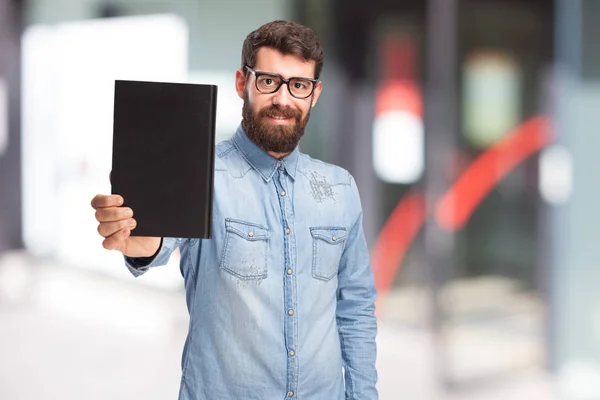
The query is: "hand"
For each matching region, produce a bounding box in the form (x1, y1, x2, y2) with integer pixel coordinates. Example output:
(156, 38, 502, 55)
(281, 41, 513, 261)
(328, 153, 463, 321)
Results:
(90, 194, 161, 258)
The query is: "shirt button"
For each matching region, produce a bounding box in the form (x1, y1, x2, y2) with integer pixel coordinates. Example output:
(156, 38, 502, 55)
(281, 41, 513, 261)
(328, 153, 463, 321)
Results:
(288, 350, 295, 357)
(288, 309, 294, 316)
(287, 269, 293, 275)
(280, 191, 286, 197)
(288, 392, 294, 397)
(248, 232, 254, 237)
(285, 228, 291, 235)
(332, 236, 337, 241)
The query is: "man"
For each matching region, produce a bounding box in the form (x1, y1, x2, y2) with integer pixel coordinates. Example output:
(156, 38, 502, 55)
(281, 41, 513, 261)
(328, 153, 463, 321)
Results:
(91, 20, 378, 400)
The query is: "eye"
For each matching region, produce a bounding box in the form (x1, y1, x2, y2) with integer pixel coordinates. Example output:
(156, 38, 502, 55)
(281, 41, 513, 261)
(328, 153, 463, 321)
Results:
(258, 76, 278, 87)
(294, 82, 307, 89)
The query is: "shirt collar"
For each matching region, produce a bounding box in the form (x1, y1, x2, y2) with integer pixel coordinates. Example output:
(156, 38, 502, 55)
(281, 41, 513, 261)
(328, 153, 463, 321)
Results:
(232, 125, 299, 182)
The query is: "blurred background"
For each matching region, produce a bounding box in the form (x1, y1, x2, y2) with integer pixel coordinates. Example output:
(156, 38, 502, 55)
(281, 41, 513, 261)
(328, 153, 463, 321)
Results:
(0, 0, 599, 399)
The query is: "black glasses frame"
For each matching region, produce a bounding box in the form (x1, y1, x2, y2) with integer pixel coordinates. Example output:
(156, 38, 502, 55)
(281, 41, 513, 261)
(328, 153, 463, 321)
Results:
(244, 65, 318, 99)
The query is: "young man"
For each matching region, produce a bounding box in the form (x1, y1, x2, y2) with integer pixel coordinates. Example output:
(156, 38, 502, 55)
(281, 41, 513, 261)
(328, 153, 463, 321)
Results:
(91, 20, 378, 400)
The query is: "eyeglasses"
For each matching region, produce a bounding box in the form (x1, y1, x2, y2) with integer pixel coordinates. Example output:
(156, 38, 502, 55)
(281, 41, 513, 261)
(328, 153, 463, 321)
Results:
(244, 65, 318, 99)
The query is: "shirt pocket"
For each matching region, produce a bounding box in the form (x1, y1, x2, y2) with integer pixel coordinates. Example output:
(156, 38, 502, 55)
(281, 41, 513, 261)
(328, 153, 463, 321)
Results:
(310, 226, 347, 281)
(220, 218, 270, 280)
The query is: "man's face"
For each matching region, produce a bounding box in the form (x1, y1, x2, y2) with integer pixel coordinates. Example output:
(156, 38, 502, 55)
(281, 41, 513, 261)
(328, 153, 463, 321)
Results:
(236, 47, 323, 155)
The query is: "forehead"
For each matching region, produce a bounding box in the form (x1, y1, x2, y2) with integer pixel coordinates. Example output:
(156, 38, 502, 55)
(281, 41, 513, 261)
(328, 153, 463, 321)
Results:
(254, 47, 316, 79)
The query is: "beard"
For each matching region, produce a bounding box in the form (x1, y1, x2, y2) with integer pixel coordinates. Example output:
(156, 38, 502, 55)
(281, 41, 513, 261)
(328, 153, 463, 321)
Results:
(241, 91, 311, 154)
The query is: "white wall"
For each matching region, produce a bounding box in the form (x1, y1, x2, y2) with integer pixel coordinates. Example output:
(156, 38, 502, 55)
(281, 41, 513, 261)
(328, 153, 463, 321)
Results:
(26, 0, 292, 70)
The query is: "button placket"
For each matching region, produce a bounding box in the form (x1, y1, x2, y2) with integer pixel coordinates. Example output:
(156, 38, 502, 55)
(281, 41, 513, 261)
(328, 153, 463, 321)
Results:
(275, 167, 298, 396)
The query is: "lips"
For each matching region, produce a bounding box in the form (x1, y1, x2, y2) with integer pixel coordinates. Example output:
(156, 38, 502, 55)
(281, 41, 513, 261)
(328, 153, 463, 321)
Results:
(261, 106, 299, 121)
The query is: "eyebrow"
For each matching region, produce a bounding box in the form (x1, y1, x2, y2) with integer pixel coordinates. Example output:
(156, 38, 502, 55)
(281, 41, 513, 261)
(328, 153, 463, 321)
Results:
(253, 69, 315, 81)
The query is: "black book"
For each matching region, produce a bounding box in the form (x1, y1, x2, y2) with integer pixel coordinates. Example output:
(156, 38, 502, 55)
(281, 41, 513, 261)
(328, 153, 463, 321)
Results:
(111, 79, 217, 239)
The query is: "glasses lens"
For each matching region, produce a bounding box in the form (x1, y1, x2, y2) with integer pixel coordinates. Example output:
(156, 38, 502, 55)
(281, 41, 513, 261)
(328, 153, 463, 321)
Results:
(256, 75, 281, 93)
(289, 79, 314, 98)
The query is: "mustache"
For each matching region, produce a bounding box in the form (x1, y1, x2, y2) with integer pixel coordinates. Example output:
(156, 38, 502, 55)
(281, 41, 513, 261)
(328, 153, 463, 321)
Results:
(259, 105, 301, 120)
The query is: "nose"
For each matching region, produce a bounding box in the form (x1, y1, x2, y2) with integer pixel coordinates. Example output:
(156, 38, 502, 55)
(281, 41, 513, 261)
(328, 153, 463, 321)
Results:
(272, 82, 294, 108)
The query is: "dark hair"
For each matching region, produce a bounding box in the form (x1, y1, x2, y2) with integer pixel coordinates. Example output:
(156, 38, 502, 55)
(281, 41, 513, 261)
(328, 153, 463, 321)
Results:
(242, 20, 325, 79)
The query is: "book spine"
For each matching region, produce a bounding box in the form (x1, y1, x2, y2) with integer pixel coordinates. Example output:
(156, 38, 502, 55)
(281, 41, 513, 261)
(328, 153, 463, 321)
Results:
(205, 85, 218, 239)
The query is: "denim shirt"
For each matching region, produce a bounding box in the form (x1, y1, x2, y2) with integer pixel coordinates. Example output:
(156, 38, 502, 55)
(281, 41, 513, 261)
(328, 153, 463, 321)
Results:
(125, 126, 378, 400)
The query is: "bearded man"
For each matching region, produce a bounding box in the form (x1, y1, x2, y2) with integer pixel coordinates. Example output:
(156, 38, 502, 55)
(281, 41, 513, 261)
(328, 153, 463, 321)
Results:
(91, 20, 378, 400)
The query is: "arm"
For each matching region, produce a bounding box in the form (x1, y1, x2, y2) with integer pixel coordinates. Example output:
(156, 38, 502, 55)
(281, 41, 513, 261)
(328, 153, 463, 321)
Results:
(91, 192, 192, 278)
(124, 237, 184, 277)
(337, 177, 379, 399)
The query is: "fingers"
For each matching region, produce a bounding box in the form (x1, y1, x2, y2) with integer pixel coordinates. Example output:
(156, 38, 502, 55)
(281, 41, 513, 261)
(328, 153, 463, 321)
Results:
(102, 227, 131, 250)
(95, 206, 133, 223)
(92, 188, 135, 252)
(91, 194, 124, 210)
(97, 218, 137, 238)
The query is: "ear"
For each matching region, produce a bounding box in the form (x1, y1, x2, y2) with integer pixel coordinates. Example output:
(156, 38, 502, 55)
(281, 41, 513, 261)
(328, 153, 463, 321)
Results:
(310, 81, 323, 107)
(235, 69, 246, 99)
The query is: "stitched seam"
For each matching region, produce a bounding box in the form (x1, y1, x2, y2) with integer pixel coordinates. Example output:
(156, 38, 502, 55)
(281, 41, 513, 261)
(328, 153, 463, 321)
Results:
(219, 230, 229, 273)
(233, 133, 274, 182)
(297, 154, 353, 186)
(312, 234, 318, 279)
(217, 144, 256, 177)
(220, 229, 268, 280)
(337, 319, 355, 399)
(226, 218, 270, 231)
(216, 143, 236, 158)
(179, 243, 200, 400)
(186, 239, 196, 283)
(311, 239, 342, 281)
(296, 168, 351, 187)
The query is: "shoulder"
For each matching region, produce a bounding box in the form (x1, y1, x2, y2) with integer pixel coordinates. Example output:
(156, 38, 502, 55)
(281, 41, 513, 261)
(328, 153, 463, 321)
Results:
(297, 152, 353, 187)
(214, 138, 247, 175)
(296, 152, 363, 213)
(215, 139, 235, 165)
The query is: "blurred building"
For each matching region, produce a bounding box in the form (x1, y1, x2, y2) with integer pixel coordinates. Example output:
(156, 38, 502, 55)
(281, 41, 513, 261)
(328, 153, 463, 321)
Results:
(0, 0, 599, 398)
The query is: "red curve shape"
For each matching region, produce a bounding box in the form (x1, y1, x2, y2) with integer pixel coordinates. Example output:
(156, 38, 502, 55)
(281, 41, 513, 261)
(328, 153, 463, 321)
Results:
(372, 116, 554, 306)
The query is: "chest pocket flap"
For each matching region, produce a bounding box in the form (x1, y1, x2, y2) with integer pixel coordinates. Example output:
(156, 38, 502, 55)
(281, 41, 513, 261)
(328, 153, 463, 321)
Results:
(310, 226, 347, 281)
(220, 218, 270, 280)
